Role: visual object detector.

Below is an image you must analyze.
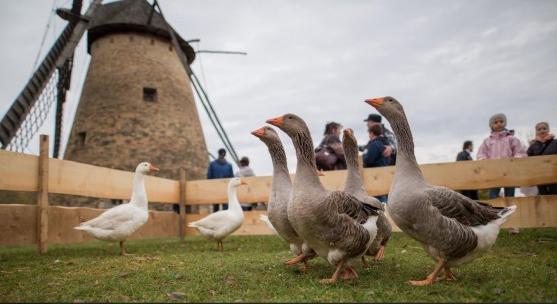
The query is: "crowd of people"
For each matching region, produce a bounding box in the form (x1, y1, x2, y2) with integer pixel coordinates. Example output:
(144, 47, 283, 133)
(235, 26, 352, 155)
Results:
(204, 112, 555, 215)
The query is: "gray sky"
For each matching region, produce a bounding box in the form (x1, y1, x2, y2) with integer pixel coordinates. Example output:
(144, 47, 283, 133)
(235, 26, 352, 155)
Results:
(1, 0, 556, 177)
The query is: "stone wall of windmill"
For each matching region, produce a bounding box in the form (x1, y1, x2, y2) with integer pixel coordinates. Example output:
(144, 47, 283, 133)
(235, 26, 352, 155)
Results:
(57, 31, 209, 209)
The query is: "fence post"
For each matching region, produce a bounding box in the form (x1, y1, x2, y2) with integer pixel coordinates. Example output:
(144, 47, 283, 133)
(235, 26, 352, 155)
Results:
(179, 168, 187, 242)
(37, 135, 49, 253)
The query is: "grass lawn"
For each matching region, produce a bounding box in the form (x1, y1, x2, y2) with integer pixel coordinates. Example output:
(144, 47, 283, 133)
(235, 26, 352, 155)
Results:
(1, 228, 556, 302)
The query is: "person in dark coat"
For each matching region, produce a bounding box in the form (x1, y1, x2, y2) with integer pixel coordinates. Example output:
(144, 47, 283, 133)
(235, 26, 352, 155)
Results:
(364, 113, 397, 165)
(208, 148, 234, 211)
(455, 140, 478, 200)
(363, 124, 389, 202)
(527, 122, 557, 195)
(315, 122, 346, 171)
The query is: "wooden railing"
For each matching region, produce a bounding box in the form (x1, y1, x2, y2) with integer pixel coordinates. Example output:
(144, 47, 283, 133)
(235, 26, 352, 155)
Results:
(1, 138, 556, 251)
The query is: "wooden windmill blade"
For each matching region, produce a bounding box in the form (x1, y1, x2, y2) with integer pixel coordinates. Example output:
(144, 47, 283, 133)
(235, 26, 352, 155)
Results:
(0, 0, 102, 155)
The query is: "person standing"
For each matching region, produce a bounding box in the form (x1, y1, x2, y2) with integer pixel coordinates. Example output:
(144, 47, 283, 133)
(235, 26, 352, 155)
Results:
(527, 122, 557, 195)
(315, 122, 346, 171)
(363, 124, 390, 203)
(235, 156, 256, 210)
(456, 140, 478, 200)
(477, 113, 526, 234)
(364, 114, 396, 165)
(208, 148, 234, 212)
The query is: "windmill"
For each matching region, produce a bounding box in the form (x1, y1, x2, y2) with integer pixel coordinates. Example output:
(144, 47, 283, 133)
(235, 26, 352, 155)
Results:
(0, 0, 240, 183)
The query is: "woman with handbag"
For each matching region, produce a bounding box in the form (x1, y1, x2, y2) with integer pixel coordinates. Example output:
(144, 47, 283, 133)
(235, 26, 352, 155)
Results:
(315, 122, 346, 171)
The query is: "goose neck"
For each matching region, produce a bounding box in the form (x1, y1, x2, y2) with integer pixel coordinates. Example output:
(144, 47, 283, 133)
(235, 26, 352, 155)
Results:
(130, 172, 148, 209)
(227, 184, 243, 212)
(388, 111, 425, 182)
(291, 129, 324, 189)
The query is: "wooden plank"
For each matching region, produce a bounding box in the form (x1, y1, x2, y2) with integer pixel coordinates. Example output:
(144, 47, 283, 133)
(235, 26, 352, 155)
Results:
(0, 204, 37, 245)
(178, 168, 186, 242)
(185, 155, 557, 204)
(48, 157, 180, 203)
(0, 150, 38, 192)
(37, 135, 49, 253)
(0, 151, 555, 205)
(0, 196, 556, 246)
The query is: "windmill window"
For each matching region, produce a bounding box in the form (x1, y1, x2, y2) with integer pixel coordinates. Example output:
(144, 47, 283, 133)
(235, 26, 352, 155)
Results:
(77, 132, 87, 147)
(143, 87, 158, 102)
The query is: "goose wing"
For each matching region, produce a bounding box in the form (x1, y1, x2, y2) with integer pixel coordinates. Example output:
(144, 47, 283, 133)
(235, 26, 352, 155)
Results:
(326, 191, 380, 223)
(77, 204, 134, 230)
(189, 211, 230, 230)
(425, 186, 504, 226)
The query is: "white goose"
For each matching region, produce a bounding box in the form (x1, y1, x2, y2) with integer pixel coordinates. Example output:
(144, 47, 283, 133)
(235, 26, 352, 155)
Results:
(188, 177, 247, 251)
(74, 162, 159, 255)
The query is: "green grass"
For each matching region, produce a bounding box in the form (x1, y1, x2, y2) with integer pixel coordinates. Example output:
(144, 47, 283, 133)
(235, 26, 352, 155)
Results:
(1, 229, 556, 302)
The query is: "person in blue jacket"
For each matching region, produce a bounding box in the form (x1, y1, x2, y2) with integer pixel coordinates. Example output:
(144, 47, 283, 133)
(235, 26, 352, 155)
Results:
(363, 124, 390, 202)
(208, 148, 234, 212)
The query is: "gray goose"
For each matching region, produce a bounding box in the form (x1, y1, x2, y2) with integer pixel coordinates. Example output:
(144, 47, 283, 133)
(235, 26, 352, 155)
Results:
(342, 128, 392, 264)
(365, 96, 516, 286)
(267, 113, 381, 284)
(251, 126, 315, 270)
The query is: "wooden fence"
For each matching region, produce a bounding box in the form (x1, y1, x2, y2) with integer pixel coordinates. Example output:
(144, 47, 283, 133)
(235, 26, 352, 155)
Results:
(1, 136, 556, 252)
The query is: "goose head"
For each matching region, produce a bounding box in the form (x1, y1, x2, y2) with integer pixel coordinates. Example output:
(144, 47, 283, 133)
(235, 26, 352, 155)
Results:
(342, 128, 357, 147)
(364, 96, 404, 120)
(251, 125, 282, 144)
(229, 177, 248, 188)
(135, 162, 160, 175)
(266, 113, 308, 137)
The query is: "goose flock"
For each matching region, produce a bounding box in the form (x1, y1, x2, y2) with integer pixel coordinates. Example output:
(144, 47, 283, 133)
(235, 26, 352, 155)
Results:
(74, 96, 516, 286)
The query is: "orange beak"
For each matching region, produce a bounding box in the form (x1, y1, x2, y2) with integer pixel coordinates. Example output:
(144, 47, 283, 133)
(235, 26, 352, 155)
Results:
(365, 97, 384, 108)
(251, 127, 265, 137)
(149, 164, 160, 172)
(266, 116, 284, 127)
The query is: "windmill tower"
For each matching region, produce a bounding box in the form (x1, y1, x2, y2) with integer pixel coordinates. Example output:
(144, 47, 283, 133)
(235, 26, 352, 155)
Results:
(64, 0, 208, 181)
(1, 0, 229, 191)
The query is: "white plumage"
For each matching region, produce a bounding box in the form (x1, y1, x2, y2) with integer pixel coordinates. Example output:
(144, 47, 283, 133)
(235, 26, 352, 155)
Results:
(259, 214, 278, 235)
(74, 162, 159, 255)
(188, 177, 247, 251)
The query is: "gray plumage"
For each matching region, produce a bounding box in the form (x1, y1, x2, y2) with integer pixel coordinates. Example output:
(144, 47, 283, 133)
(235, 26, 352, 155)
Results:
(342, 129, 392, 257)
(269, 114, 380, 267)
(370, 96, 516, 268)
(252, 126, 303, 254)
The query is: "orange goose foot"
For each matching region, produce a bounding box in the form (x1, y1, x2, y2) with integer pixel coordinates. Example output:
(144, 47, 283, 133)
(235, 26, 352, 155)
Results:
(285, 254, 306, 265)
(341, 266, 359, 281)
(320, 260, 345, 284)
(374, 245, 385, 261)
(408, 258, 446, 286)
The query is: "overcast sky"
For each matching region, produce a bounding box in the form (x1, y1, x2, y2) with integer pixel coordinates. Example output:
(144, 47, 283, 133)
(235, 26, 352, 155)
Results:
(1, 0, 556, 177)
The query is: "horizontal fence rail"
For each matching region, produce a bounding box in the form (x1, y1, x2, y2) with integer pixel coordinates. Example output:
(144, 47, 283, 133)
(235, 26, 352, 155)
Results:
(1, 149, 556, 204)
(1, 196, 556, 246)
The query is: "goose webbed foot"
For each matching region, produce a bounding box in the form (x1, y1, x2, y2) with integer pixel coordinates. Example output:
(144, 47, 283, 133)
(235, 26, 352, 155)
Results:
(408, 258, 446, 286)
(374, 245, 385, 261)
(285, 253, 306, 265)
(320, 260, 345, 284)
(341, 266, 358, 281)
(443, 267, 457, 281)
